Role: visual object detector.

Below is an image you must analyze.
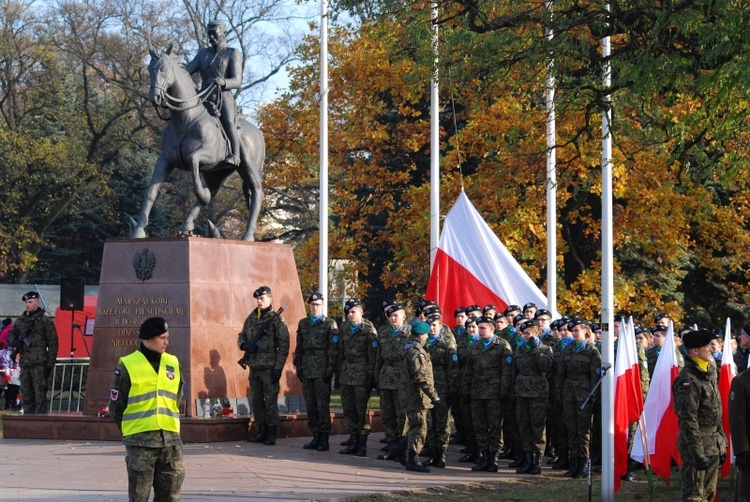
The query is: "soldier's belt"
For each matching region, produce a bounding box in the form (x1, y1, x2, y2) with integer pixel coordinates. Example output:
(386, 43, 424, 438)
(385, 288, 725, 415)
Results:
(699, 426, 718, 433)
(304, 349, 328, 355)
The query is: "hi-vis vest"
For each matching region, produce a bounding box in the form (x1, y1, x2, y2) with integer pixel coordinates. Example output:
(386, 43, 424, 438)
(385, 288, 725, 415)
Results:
(120, 351, 181, 436)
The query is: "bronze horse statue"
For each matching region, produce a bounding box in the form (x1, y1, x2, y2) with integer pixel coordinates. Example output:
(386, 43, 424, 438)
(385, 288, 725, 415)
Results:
(130, 44, 265, 241)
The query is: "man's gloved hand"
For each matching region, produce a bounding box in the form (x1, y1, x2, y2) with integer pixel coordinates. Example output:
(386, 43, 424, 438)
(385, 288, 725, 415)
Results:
(719, 452, 727, 466)
(214, 77, 226, 88)
(695, 455, 709, 471)
(296, 367, 304, 382)
(323, 368, 334, 384)
(736, 452, 750, 470)
(431, 395, 441, 405)
(272, 369, 282, 382)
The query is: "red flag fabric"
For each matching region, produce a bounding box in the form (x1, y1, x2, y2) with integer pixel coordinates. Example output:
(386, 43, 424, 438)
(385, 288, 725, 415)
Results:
(719, 318, 736, 478)
(425, 191, 554, 326)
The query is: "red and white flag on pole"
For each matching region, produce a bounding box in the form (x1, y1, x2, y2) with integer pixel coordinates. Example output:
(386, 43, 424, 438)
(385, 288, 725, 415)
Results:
(614, 317, 644, 492)
(719, 317, 736, 479)
(631, 322, 682, 480)
(425, 191, 553, 326)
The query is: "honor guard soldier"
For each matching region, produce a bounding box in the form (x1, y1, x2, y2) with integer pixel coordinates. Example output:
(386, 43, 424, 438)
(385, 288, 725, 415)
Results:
(729, 361, 750, 502)
(238, 286, 290, 445)
(456, 316, 480, 463)
(294, 292, 339, 452)
(109, 317, 185, 502)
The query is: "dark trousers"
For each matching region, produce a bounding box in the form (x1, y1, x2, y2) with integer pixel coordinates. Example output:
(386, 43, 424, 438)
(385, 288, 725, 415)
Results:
(20, 366, 47, 414)
(341, 384, 371, 436)
(250, 368, 280, 426)
(302, 377, 332, 434)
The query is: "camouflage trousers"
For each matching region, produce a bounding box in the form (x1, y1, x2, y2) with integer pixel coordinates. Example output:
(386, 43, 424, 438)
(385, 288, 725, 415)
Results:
(471, 398, 502, 452)
(379, 388, 404, 442)
(250, 368, 280, 426)
(20, 365, 48, 414)
(125, 443, 185, 502)
(503, 398, 520, 453)
(341, 384, 371, 436)
(459, 395, 475, 446)
(405, 409, 428, 456)
(678, 453, 719, 502)
(302, 377, 332, 435)
(516, 396, 547, 454)
(427, 393, 451, 451)
(563, 398, 594, 458)
(548, 399, 568, 459)
(449, 393, 464, 438)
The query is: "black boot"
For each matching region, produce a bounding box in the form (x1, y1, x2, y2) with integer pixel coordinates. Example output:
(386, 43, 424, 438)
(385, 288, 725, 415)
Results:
(508, 449, 525, 468)
(303, 433, 321, 450)
(377, 437, 405, 461)
(339, 435, 359, 454)
(564, 457, 579, 477)
(472, 449, 490, 471)
(515, 451, 533, 474)
(552, 452, 570, 470)
(574, 457, 588, 479)
(317, 433, 329, 452)
(431, 447, 446, 468)
(449, 433, 465, 445)
(529, 452, 542, 475)
(263, 424, 277, 445)
(405, 450, 431, 473)
(355, 434, 368, 457)
(458, 443, 479, 463)
(498, 446, 515, 460)
(248, 423, 267, 443)
(487, 450, 500, 472)
(340, 436, 354, 446)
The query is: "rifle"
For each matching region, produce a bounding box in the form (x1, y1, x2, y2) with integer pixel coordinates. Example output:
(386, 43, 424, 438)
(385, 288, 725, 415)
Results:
(237, 300, 289, 370)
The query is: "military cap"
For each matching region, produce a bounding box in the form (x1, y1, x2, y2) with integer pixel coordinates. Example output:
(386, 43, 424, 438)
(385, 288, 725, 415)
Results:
(494, 312, 506, 320)
(454, 307, 466, 317)
(386, 304, 405, 316)
(424, 306, 442, 317)
(464, 316, 477, 325)
(253, 286, 271, 298)
(592, 323, 602, 332)
(654, 312, 670, 323)
(712, 327, 723, 339)
(651, 325, 668, 334)
(567, 317, 588, 330)
(683, 329, 712, 349)
(483, 304, 497, 313)
(534, 309, 552, 319)
(520, 320, 539, 331)
(613, 313, 625, 323)
(513, 314, 526, 326)
(504, 304, 521, 315)
(382, 299, 397, 310)
(550, 319, 563, 329)
(426, 314, 442, 324)
(522, 302, 537, 311)
(411, 321, 430, 335)
(419, 299, 437, 310)
(307, 292, 324, 303)
(344, 298, 362, 313)
(633, 324, 643, 335)
(466, 304, 483, 314)
(22, 291, 40, 301)
(477, 316, 495, 326)
(740, 324, 750, 339)
(140, 317, 169, 339)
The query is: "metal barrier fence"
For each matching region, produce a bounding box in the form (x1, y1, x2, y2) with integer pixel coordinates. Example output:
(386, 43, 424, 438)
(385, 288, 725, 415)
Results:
(48, 358, 89, 413)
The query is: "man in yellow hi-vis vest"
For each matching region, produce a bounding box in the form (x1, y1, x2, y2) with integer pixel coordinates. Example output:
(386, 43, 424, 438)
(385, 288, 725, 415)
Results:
(109, 317, 184, 502)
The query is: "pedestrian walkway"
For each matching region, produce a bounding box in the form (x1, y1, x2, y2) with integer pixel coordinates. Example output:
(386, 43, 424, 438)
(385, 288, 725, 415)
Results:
(0, 434, 538, 501)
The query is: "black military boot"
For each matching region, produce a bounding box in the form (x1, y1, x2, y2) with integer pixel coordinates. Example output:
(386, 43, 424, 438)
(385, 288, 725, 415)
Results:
(508, 449, 525, 468)
(248, 423, 267, 443)
(377, 437, 405, 461)
(340, 436, 354, 446)
(564, 457, 579, 477)
(458, 443, 478, 463)
(449, 432, 465, 445)
(355, 434, 368, 457)
(339, 435, 359, 454)
(263, 425, 277, 445)
(515, 451, 533, 474)
(574, 457, 588, 478)
(405, 450, 431, 473)
(546, 446, 558, 465)
(431, 447, 447, 468)
(303, 433, 321, 450)
(317, 433, 329, 452)
(498, 446, 515, 460)
(472, 449, 490, 471)
(552, 451, 570, 470)
(529, 452, 542, 475)
(487, 450, 500, 473)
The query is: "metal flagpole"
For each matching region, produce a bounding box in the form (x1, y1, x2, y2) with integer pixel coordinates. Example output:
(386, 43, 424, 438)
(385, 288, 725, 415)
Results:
(545, 0, 557, 314)
(319, 0, 329, 315)
(430, 1, 439, 270)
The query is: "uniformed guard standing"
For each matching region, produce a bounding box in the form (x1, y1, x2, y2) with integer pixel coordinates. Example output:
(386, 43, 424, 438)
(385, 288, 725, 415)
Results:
(337, 298, 378, 457)
(673, 329, 727, 502)
(109, 317, 185, 502)
(238, 286, 290, 445)
(399, 321, 440, 473)
(729, 365, 750, 502)
(735, 325, 750, 373)
(8, 291, 58, 414)
(450, 307, 468, 446)
(549, 318, 571, 470)
(456, 316, 480, 463)
(294, 292, 339, 452)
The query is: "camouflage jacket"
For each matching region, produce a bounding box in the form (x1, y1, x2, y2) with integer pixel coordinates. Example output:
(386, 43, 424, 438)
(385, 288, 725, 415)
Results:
(557, 340, 602, 402)
(337, 318, 378, 386)
(728, 369, 750, 457)
(237, 306, 290, 371)
(672, 357, 727, 460)
(514, 339, 554, 399)
(646, 345, 685, 379)
(294, 315, 339, 379)
(456, 332, 479, 371)
(375, 324, 411, 390)
(426, 332, 459, 396)
(8, 308, 58, 368)
(398, 338, 437, 413)
(734, 346, 750, 373)
(462, 335, 513, 400)
(549, 338, 565, 400)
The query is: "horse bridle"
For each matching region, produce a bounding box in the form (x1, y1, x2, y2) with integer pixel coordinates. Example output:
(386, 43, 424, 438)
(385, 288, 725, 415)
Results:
(151, 56, 218, 120)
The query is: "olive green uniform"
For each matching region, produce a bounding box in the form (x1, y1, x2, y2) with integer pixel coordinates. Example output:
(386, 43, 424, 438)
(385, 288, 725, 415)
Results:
(646, 345, 685, 379)
(456, 331, 478, 452)
(338, 318, 378, 437)
(425, 332, 458, 456)
(399, 337, 437, 457)
(729, 369, 750, 502)
(515, 339, 554, 455)
(375, 324, 411, 442)
(548, 338, 569, 464)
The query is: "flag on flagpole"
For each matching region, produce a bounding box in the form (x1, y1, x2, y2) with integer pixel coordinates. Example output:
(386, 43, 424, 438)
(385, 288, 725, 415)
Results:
(614, 317, 644, 492)
(631, 322, 682, 480)
(425, 190, 554, 326)
(719, 317, 736, 478)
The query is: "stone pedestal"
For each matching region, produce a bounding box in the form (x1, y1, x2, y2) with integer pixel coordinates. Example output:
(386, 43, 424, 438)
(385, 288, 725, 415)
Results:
(84, 237, 305, 417)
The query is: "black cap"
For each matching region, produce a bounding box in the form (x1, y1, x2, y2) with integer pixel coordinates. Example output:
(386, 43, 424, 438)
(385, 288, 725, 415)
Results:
(613, 314, 625, 323)
(513, 314, 526, 326)
(344, 298, 362, 313)
(522, 302, 537, 311)
(494, 312, 506, 320)
(382, 299, 397, 310)
(654, 312, 669, 323)
(477, 316, 495, 326)
(464, 316, 477, 325)
(386, 304, 405, 316)
(740, 324, 750, 338)
(534, 309, 552, 319)
(139, 317, 169, 340)
(466, 304, 482, 314)
(454, 307, 466, 317)
(253, 286, 271, 298)
(307, 292, 324, 303)
(483, 304, 496, 313)
(504, 305, 521, 315)
(550, 319, 563, 329)
(424, 306, 442, 317)
(592, 323, 602, 332)
(419, 299, 437, 311)
(426, 313, 442, 324)
(520, 320, 539, 331)
(22, 291, 39, 301)
(568, 317, 588, 330)
(651, 325, 668, 334)
(683, 329, 712, 349)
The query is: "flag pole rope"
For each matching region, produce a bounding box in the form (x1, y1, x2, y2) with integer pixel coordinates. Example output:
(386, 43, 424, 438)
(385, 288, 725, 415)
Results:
(447, 68, 464, 190)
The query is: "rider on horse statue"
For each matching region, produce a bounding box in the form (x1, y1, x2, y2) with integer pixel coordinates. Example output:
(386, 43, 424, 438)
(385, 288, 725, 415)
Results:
(186, 20, 242, 166)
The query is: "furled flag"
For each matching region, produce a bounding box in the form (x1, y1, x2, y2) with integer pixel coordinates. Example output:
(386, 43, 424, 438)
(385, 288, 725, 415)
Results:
(718, 318, 736, 479)
(614, 317, 644, 492)
(425, 190, 553, 327)
(631, 322, 682, 480)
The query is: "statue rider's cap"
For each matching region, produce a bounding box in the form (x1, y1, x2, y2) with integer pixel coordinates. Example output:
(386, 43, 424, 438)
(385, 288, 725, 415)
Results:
(22, 291, 40, 301)
(253, 286, 271, 298)
(207, 20, 226, 31)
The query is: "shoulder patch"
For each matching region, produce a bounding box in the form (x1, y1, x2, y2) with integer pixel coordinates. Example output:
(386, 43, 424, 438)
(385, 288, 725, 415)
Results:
(596, 367, 601, 375)
(372, 340, 378, 348)
(332, 335, 339, 343)
(682, 381, 690, 387)
(419, 353, 426, 360)
(506, 356, 513, 364)
(110, 389, 119, 401)
(452, 353, 458, 362)
(114, 368, 120, 376)
(730, 390, 735, 400)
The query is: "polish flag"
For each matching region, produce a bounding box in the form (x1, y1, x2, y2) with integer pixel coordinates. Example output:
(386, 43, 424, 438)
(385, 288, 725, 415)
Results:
(614, 317, 644, 492)
(425, 190, 553, 326)
(631, 322, 682, 480)
(718, 318, 736, 478)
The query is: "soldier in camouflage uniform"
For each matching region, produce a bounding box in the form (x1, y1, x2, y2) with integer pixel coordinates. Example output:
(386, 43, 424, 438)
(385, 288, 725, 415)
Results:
(456, 316, 480, 463)
(673, 329, 727, 502)
(294, 292, 339, 452)
(337, 298, 378, 457)
(549, 318, 571, 470)
(463, 316, 513, 472)
(729, 361, 750, 502)
(503, 314, 527, 467)
(557, 317, 602, 478)
(514, 320, 554, 474)
(646, 325, 685, 378)
(450, 307, 468, 446)
(375, 303, 411, 449)
(734, 326, 750, 373)
(423, 312, 458, 468)
(238, 286, 290, 445)
(8, 291, 58, 414)
(399, 320, 439, 473)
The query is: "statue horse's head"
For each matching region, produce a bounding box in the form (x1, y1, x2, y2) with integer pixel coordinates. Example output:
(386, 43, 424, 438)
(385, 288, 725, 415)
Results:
(148, 43, 178, 107)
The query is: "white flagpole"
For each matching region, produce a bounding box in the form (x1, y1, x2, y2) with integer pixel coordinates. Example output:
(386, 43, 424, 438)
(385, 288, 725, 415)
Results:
(545, 0, 557, 314)
(430, 2, 439, 270)
(319, 0, 329, 314)
(600, 6, 615, 499)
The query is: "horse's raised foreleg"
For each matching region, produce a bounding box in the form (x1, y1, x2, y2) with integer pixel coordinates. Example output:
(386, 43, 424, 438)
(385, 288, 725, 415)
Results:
(238, 159, 263, 242)
(190, 157, 212, 206)
(131, 155, 173, 238)
(181, 168, 235, 236)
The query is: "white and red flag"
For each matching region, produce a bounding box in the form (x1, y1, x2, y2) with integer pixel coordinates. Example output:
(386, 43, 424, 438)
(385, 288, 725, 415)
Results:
(631, 322, 682, 480)
(718, 317, 736, 479)
(425, 190, 552, 326)
(614, 317, 644, 492)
